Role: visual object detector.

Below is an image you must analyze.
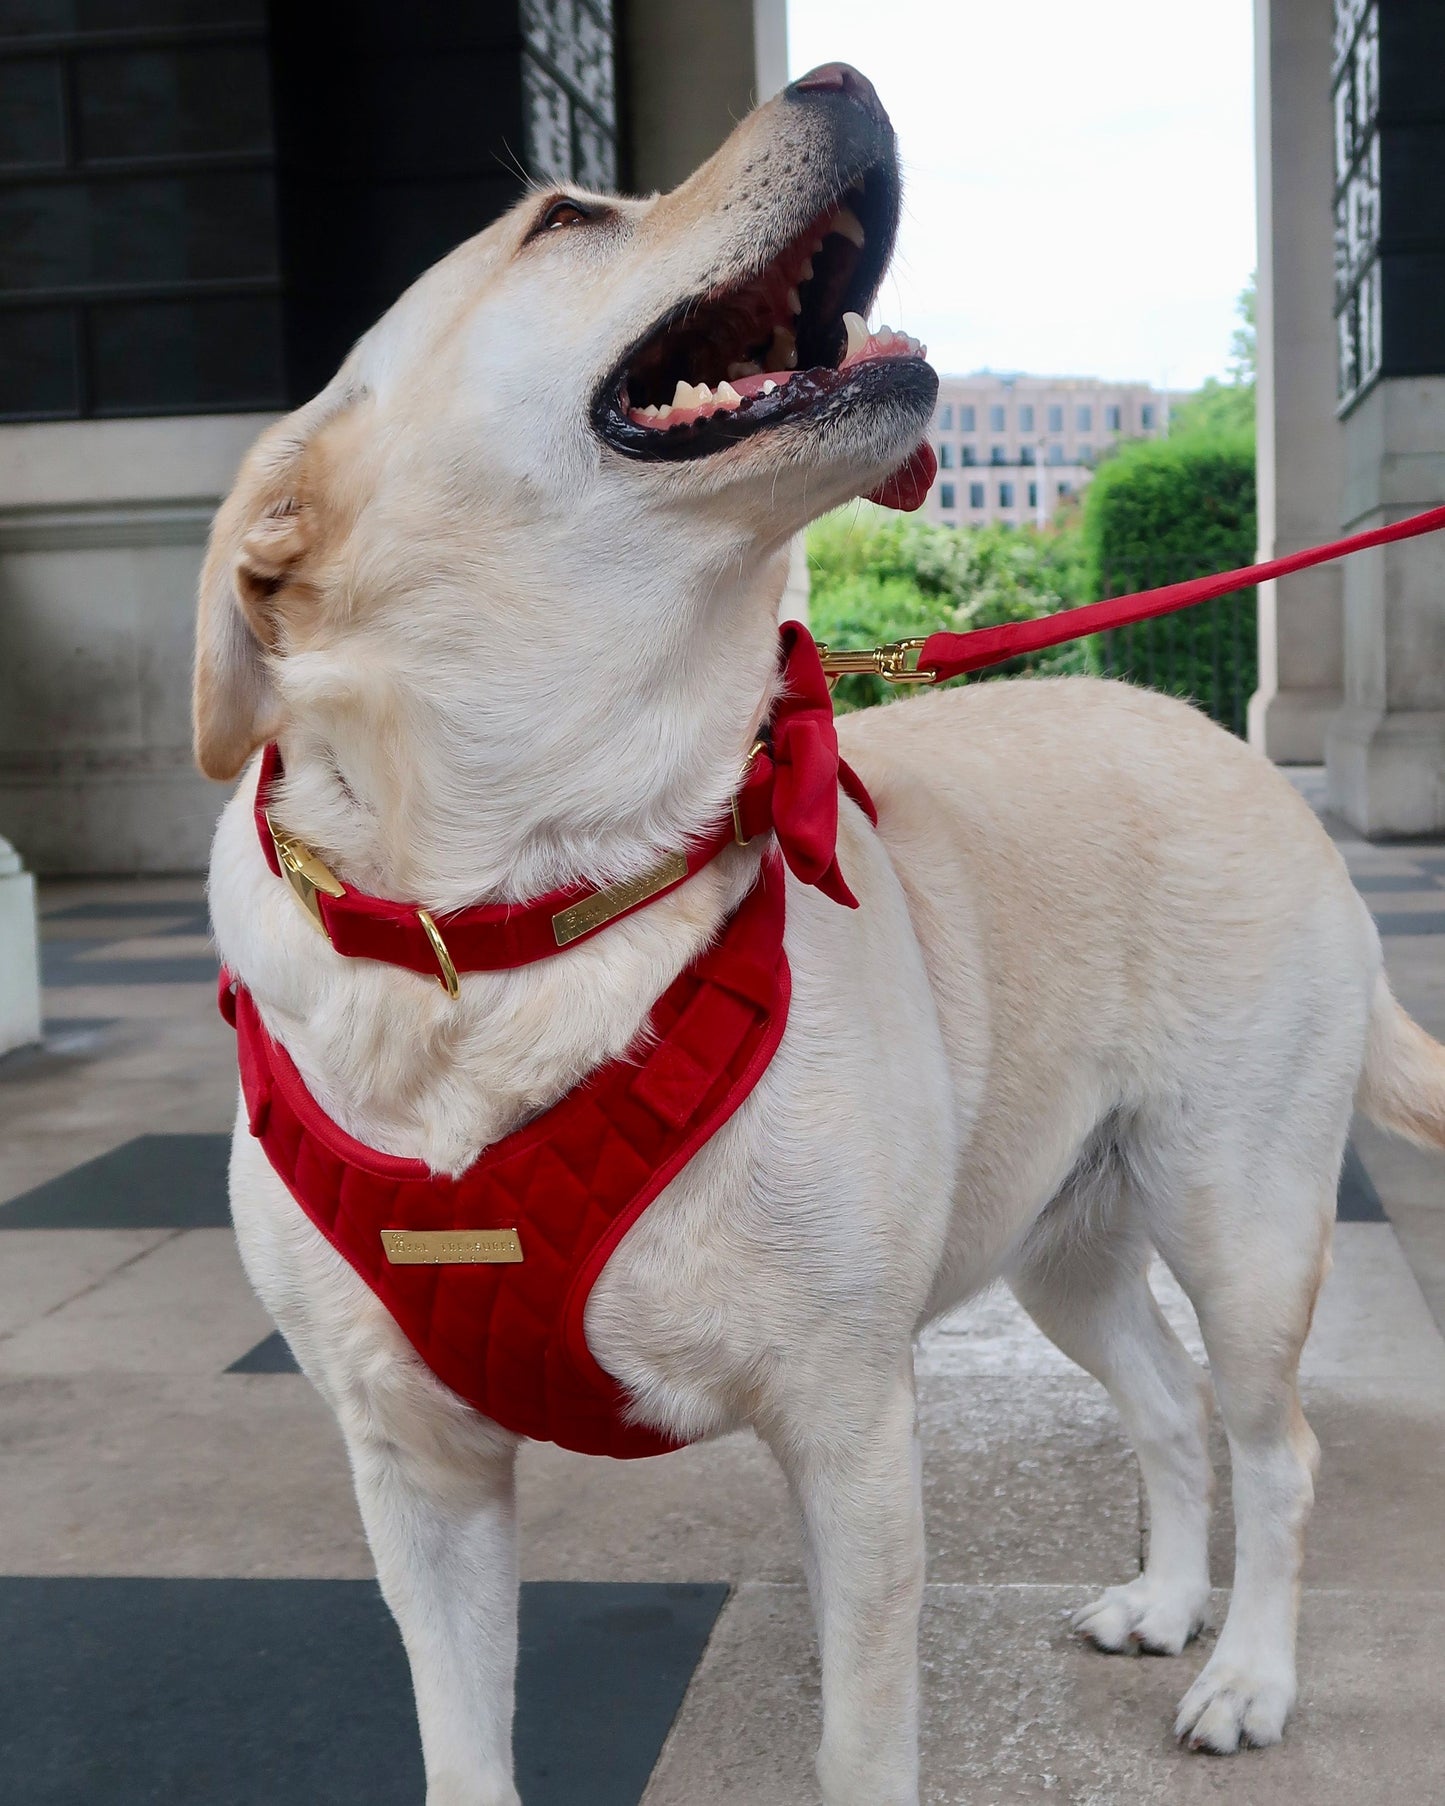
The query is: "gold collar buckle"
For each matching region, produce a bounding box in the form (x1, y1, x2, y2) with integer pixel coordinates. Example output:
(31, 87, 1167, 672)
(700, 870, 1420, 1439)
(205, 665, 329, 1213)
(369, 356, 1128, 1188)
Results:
(266, 812, 345, 937)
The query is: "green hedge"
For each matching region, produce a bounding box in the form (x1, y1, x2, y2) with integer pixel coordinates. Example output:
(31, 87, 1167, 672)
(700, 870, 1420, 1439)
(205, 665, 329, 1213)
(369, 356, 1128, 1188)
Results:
(806, 509, 1094, 711)
(1080, 430, 1257, 734)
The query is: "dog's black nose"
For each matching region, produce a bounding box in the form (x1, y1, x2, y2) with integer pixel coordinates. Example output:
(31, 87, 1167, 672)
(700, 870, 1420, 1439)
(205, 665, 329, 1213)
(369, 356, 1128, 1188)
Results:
(786, 63, 889, 128)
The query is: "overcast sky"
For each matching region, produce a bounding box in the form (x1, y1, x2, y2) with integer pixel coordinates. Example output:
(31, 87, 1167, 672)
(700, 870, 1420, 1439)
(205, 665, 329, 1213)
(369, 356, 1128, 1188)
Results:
(786, 0, 1256, 392)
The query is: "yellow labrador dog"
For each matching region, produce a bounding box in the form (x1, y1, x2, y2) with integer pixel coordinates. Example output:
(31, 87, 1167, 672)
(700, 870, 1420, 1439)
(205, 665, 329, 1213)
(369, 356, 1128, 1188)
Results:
(195, 62, 1445, 1806)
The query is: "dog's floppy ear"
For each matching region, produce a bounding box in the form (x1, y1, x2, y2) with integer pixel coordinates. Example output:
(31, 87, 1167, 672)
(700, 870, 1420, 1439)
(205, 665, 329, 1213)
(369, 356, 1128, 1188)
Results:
(193, 433, 317, 781)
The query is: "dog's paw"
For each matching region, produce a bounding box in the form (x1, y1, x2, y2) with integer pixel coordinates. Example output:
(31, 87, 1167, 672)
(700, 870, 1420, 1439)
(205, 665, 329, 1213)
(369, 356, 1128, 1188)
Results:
(1071, 1577, 1207, 1656)
(1173, 1658, 1295, 1753)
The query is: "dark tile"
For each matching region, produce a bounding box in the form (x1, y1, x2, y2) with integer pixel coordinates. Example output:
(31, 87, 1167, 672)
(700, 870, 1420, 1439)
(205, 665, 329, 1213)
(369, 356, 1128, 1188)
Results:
(40, 1017, 115, 1037)
(1352, 873, 1437, 894)
(44, 901, 206, 922)
(1338, 1139, 1386, 1222)
(0, 1577, 728, 1806)
(1370, 911, 1445, 936)
(228, 1330, 300, 1374)
(0, 1134, 231, 1228)
(41, 939, 218, 987)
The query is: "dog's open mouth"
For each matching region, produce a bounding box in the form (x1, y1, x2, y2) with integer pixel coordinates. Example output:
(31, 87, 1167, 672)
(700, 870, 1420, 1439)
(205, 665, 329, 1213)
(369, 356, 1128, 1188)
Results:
(593, 160, 937, 507)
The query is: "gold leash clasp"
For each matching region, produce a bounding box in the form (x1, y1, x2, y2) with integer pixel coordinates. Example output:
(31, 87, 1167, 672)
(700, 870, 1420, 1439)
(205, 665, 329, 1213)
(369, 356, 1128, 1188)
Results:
(816, 638, 933, 684)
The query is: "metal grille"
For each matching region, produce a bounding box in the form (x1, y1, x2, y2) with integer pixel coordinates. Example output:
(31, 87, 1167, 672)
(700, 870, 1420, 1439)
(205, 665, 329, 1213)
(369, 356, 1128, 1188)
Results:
(520, 0, 619, 190)
(0, 5, 283, 421)
(1332, 0, 1382, 412)
(1098, 577, 1258, 739)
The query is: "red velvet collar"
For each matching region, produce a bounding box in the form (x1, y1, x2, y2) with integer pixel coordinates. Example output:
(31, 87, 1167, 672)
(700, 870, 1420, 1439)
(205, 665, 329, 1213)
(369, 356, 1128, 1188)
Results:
(254, 622, 875, 985)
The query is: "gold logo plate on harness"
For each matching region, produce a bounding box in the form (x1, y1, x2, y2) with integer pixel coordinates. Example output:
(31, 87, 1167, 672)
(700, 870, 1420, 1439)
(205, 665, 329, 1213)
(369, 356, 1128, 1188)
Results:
(551, 851, 689, 948)
(381, 1229, 524, 1265)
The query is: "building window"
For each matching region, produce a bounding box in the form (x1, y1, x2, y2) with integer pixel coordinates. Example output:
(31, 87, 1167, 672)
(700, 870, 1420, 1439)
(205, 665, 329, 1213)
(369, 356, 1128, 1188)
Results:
(1076, 404, 1093, 430)
(0, 13, 284, 420)
(989, 403, 1006, 431)
(1141, 403, 1155, 429)
(938, 403, 953, 430)
(939, 481, 956, 509)
(1058, 480, 1073, 498)
(1027, 481, 1038, 509)
(990, 445, 1006, 465)
(1019, 444, 1036, 465)
(998, 481, 1015, 508)
(961, 444, 977, 465)
(1046, 443, 1065, 465)
(939, 442, 954, 468)
(1047, 404, 1063, 432)
(1105, 404, 1121, 430)
(1078, 443, 1093, 464)
(1018, 403, 1034, 431)
(959, 404, 976, 431)
(968, 482, 985, 509)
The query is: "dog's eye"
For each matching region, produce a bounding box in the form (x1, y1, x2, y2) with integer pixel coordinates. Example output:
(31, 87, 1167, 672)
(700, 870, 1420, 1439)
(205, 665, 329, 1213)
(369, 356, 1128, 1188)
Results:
(535, 198, 591, 235)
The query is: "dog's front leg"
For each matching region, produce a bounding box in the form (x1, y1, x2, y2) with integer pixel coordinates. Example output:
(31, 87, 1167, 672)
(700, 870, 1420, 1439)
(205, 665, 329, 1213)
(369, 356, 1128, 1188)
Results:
(770, 1361, 925, 1806)
(346, 1416, 522, 1806)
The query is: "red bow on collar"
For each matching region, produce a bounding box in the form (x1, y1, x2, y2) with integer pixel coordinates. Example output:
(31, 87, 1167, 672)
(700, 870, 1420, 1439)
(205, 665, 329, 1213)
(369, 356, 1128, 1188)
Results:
(254, 624, 877, 982)
(769, 622, 878, 909)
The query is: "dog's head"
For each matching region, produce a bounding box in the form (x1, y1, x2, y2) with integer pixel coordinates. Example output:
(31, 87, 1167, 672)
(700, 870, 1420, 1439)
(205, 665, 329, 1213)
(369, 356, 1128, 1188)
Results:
(195, 65, 935, 891)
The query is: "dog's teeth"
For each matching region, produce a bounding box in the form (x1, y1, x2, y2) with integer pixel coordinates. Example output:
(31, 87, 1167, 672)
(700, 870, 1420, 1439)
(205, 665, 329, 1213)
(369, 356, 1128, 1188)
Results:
(831, 206, 866, 248)
(798, 256, 814, 281)
(656, 403, 673, 418)
(642, 404, 659, 418)
(714, 380, 741, 406)
(694, 383, 713, 405)
(727, 359, 761, 379)
(769, 325, 796, 369)
(671, 379, 698, 409)
(842, 311, 868, 359)
(876, 325, 895, 346)
(787, 286, 801, 316)
(762, 379, 778, 394)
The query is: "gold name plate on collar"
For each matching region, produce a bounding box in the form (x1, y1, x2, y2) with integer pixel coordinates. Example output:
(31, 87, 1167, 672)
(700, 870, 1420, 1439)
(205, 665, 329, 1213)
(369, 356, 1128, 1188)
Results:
(381, 1229, 524, 1265)
(551, 851, 689, 948)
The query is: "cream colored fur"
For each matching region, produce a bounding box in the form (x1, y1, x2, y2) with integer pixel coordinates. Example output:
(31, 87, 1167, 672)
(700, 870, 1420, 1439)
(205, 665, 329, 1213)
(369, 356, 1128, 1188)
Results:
(198, 76, 1445, 1806)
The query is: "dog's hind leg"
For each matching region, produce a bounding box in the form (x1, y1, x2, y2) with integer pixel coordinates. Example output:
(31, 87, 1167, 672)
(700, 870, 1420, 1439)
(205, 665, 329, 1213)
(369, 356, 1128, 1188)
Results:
(765, 1358, 925, 1806)
(1154, 1168, 1333, 1755)
(344, 1403, 523, 1806)
(1009, 1185, 1215, 1658)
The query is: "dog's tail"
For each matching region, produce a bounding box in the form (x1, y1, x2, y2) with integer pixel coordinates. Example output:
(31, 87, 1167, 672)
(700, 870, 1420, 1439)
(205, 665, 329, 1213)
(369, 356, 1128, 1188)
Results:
(1357, 971, 1445, 1150)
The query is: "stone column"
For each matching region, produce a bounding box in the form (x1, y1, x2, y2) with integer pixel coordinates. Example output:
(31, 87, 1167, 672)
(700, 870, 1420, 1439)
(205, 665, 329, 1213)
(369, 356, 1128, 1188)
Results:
(1248, 0, 1345, 764)
(1324, 1, 1445, 834)
(0, 836, 41, 1056)
(623, 0, 788, 192)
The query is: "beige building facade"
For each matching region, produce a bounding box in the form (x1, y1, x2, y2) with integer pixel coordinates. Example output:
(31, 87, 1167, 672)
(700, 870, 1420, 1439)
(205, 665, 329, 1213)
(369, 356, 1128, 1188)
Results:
(923, 373, 1169, 529)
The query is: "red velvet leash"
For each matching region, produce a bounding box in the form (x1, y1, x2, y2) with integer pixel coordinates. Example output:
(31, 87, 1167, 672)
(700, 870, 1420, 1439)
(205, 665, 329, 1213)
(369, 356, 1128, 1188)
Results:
(913, 502, 1445, 682)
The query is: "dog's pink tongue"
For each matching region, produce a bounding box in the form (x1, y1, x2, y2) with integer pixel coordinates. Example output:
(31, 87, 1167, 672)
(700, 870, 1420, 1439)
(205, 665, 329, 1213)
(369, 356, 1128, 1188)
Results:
(865, 440, 937, 512)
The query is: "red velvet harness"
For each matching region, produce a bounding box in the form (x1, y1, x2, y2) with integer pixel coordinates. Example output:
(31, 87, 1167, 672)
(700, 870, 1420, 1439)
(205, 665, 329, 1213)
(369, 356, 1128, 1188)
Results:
(221, 624, 872, 1458)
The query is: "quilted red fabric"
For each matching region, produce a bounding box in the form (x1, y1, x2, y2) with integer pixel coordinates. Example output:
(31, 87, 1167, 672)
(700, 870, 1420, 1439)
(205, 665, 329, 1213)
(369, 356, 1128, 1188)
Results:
(220, 857, 790, 1459)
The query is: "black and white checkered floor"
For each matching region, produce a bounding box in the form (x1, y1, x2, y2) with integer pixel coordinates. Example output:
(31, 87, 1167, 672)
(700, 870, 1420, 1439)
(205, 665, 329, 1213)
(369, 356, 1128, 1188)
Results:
(3, 786, 1444, 1804)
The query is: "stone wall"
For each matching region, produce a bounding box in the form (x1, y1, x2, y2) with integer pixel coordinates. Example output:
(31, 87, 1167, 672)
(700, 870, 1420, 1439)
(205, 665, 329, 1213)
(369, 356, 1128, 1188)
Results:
(0, 416, 272, 872)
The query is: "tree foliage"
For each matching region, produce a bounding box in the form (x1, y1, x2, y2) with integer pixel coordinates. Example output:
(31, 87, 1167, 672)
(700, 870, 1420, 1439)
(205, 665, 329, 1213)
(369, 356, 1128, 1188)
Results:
(805, 506, 1094, 710)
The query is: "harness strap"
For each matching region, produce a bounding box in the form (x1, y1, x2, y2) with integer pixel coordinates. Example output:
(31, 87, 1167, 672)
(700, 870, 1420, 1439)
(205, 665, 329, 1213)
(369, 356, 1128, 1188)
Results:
(219, 856, 792, 1460)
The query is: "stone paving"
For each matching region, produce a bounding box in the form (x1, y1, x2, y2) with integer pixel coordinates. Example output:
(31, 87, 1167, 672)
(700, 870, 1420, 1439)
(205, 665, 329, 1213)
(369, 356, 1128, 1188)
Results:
(1, 776, 1442, 1803)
